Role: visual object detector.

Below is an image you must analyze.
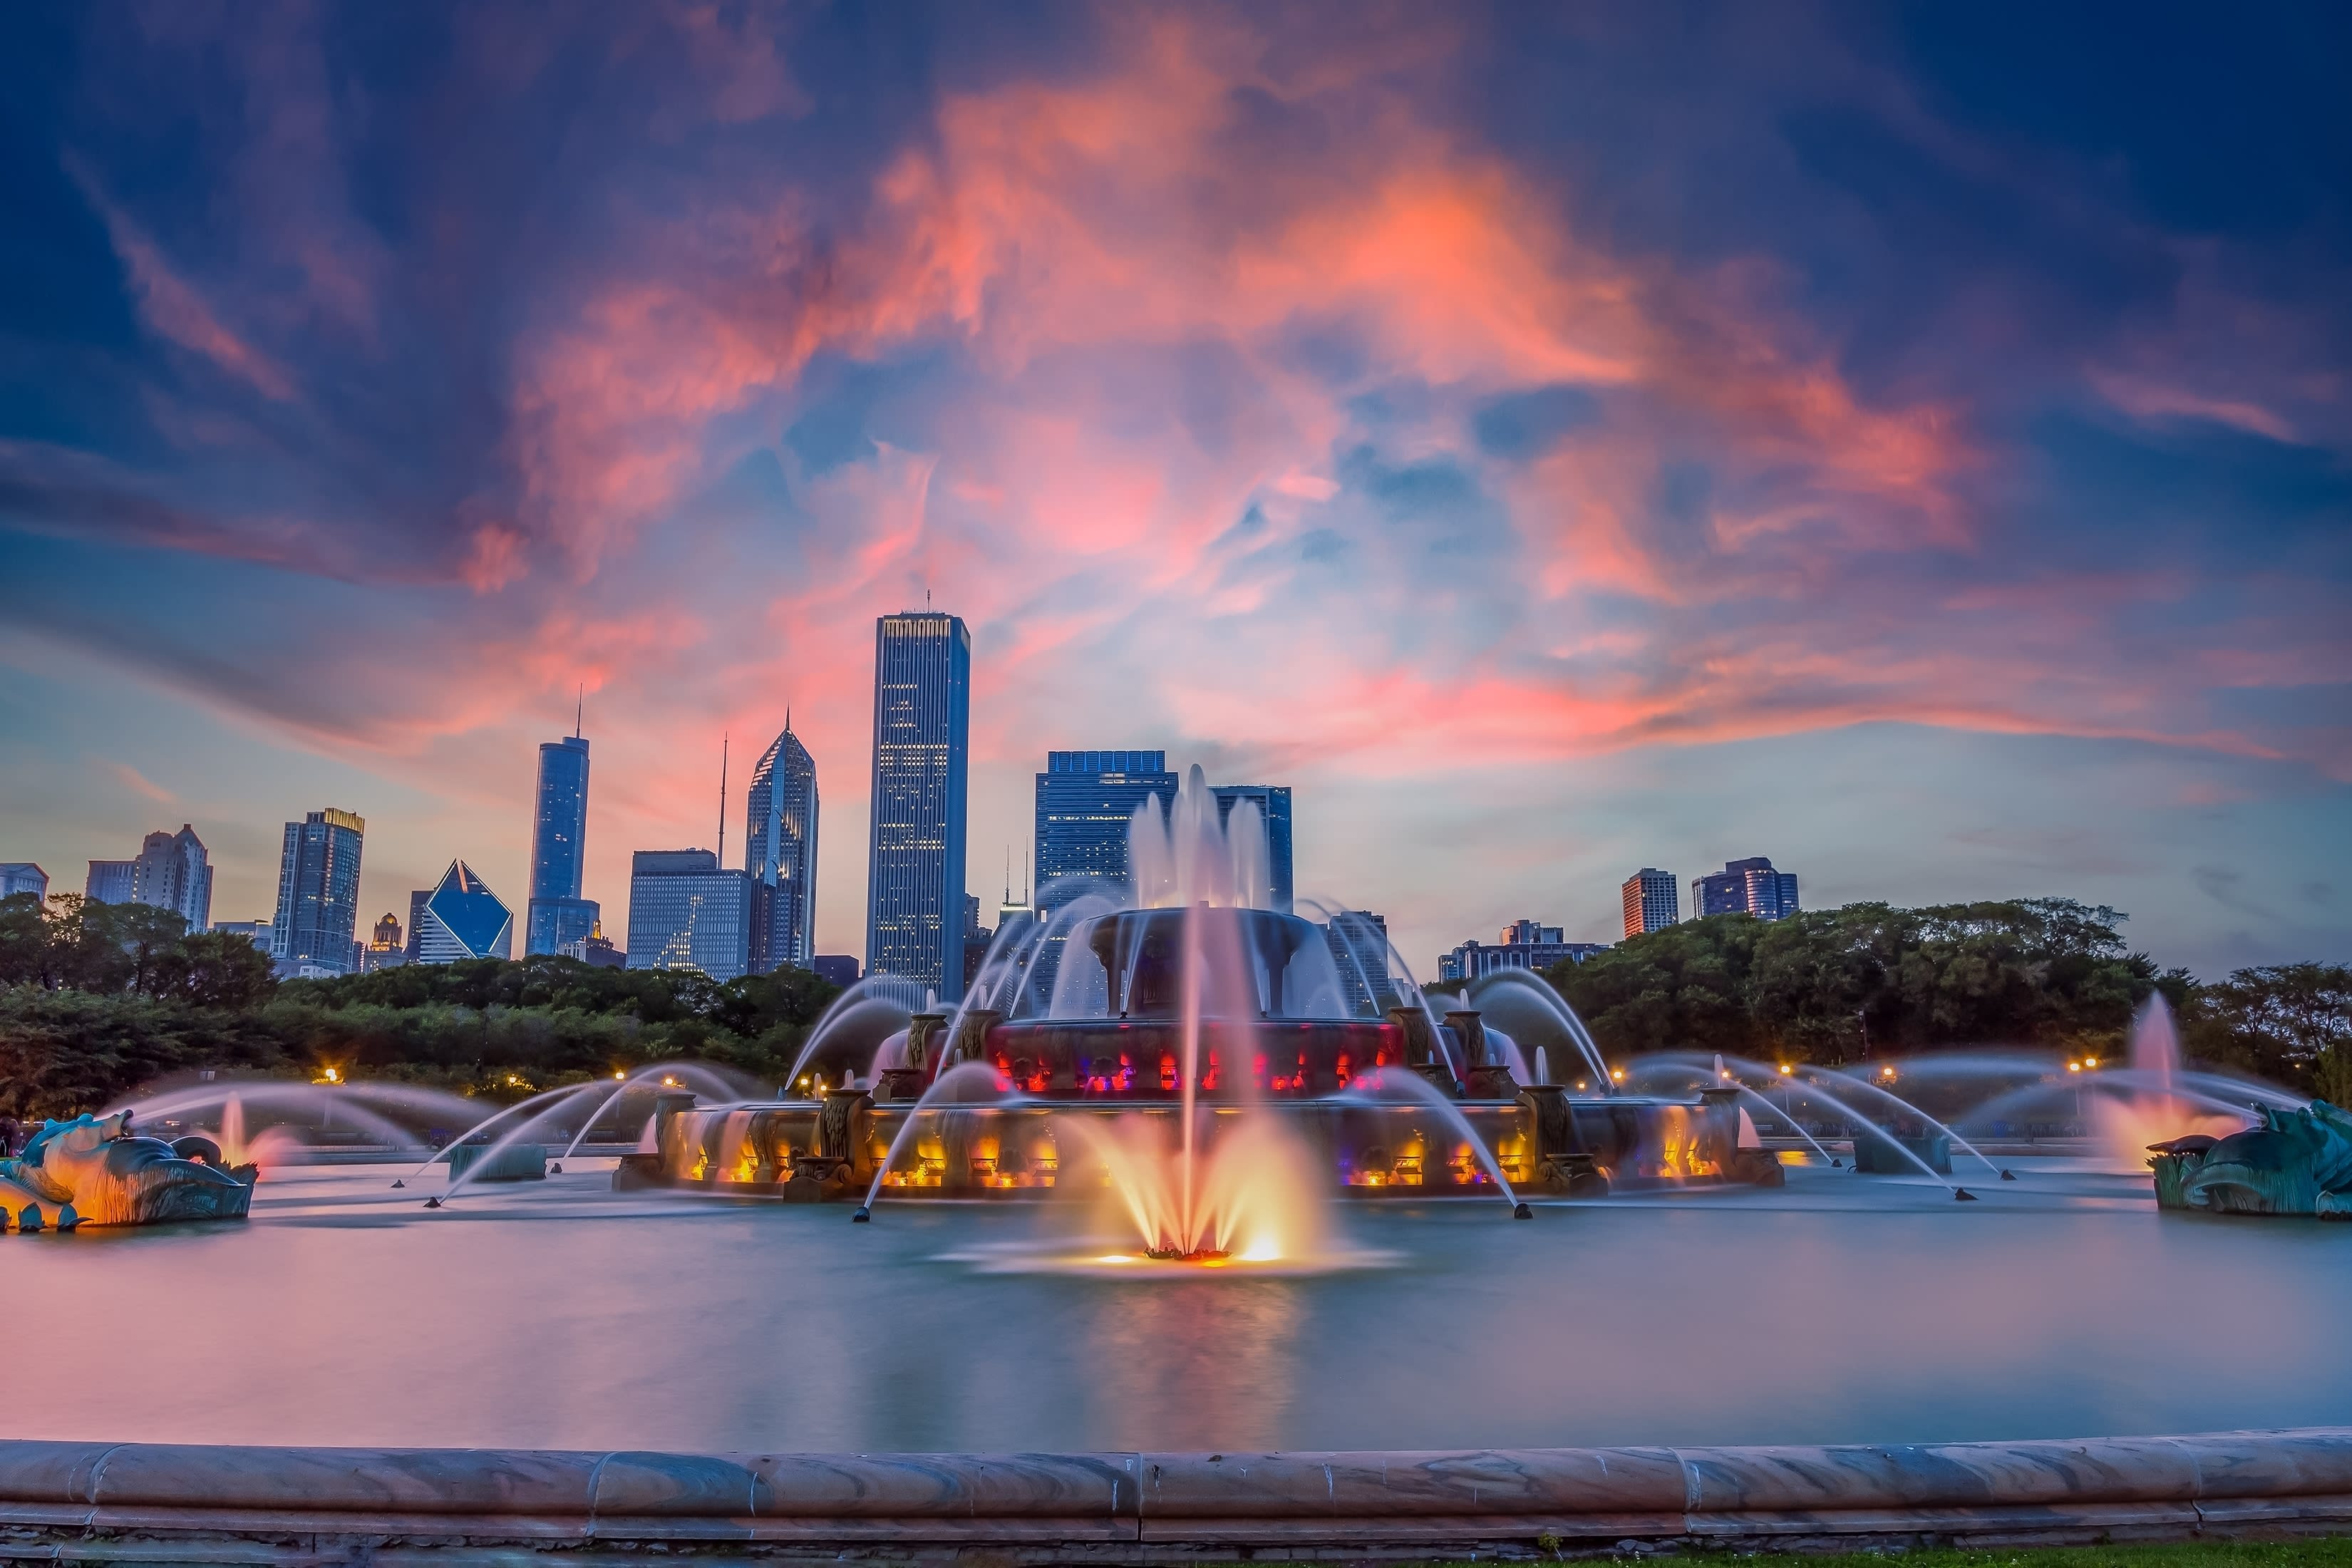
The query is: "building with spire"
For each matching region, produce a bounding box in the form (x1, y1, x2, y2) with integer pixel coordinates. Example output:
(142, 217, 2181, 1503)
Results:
(525, 707, 597, 955)
(743, 717, 819, 974)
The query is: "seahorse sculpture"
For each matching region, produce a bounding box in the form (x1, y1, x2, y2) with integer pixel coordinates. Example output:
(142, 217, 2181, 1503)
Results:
(2150, 1099, 2352, 1217)
(0, 1111, 257, 1230)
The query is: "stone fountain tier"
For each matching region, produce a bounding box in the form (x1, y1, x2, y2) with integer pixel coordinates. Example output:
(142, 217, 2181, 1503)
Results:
(613, 1080, 1782, 1202)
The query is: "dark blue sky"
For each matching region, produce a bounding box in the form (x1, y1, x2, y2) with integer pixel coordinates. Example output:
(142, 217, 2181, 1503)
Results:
(1, 1, 2344, 976)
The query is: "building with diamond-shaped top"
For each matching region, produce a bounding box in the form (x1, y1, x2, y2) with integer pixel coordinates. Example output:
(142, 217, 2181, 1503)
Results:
(411, 860, 515, 963)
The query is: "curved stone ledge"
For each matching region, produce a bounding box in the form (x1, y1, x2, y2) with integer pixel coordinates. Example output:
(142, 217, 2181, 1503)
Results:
(0, 1430, 2345, 1562)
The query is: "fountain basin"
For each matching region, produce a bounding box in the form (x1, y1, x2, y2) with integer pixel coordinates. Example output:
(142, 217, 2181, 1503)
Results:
(6, 1428, 2351, 1561)
(616, 1080, 1776, 1200)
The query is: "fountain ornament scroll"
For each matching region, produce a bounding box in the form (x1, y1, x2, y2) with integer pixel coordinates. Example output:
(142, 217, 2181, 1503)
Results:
(2150, 1098, 2352, 1217)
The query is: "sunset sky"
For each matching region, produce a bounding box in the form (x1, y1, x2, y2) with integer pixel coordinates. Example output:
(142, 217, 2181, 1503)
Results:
(1, 1, 2346, 979)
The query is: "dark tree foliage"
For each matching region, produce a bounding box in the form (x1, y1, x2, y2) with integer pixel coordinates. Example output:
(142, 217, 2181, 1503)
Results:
(0, 895, 843, 1119)
(1549, 900, 2163, 1063)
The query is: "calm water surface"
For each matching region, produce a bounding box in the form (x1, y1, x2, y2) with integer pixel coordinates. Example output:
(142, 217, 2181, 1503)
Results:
(9, 1157, 2347, 1452)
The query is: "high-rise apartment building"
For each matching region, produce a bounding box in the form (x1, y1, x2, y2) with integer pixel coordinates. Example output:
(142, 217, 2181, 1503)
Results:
(525, 733, 598, 956)
(866, 612, 970, 998)
(0, 864, 48, 902)
(211, 918, 274, 956)
(86, 860, 137, 904)
(1621, 868, 1678, 938)
(96, 825, 213, 929)
(1437, 921, 1609, 983)
(1033, 751, 1177, 908)
(1210, 785, 1294, 912)
(272, 808, 365, 976)
(743, 721, 819, 973)
(627, 849, 754, 981)
(1326, 910, 1393, 1016)
(413, 862, 515, 962)
(1693, 857, 1801, 922)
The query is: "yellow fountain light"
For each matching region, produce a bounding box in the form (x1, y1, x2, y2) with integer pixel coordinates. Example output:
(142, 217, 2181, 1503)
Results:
(2068, 1061, 2083, 1073)
(661, 1076, 678, 1087)
(2085, 1056, 2099, 1068)
(613, 1070, 626, 1080)
(1879, 1066, 1897, 1079)
(1609, 1068, 1626, 1081)
(316, 1066, 341, 1084)
(1779, 1064, 1793, 1075)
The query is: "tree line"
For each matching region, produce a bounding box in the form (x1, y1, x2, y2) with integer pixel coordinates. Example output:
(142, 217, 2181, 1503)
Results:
(2, 889, 2345, 1120)
(0, 892, 845, 1120)
(1539, 898, 2352, 1098)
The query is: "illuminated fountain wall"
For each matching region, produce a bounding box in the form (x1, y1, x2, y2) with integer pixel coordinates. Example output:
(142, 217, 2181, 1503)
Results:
(621, 766, 1778, 1233)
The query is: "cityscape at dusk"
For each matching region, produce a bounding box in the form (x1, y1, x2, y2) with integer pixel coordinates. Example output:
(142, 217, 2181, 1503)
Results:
(1, 4, 2345, 980)
(1, 8, 2351, 1551)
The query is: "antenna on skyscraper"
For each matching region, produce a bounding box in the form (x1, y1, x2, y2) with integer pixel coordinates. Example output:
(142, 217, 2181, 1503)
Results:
(716, 731, 729, 865)
(574, 685, 583, 739)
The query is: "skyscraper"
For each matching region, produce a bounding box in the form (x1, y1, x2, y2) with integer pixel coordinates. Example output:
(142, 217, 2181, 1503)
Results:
(1693, 857, 1801, 921)
(1326, 910, 1393, 1016)
(1622, 868, 1678, 937)
(525, 733, 597, 956)
(413, 861, 515, 961)
(0, 864, 48, 902)
(85, 860, 136, 904)
(1033, 750, 1177, 907)
(743, 721, 820, 973)
(272, 808, 365, 976)
(866, 611, 970, 998)
(1211, 785, 1294, 912)
(123, 825, 212, 929)
(626, 849, 754, 981)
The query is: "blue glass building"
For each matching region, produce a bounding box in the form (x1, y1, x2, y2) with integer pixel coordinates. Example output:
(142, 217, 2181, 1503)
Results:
(866, 612, 971, 999)
(1693, 857, 1801, 922)
(272, 808, 365, 976)
(415, 860, 515, 961)
(743, 721, 820, 973)
(626, 849, 753, 981)
(525, 734, 598, 955)
(1210, 784, 1294, 912)
(1033, 751, 1176, 909)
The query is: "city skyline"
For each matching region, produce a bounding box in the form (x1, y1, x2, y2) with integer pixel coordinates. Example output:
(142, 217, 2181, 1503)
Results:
(1, 6, 2346, 979)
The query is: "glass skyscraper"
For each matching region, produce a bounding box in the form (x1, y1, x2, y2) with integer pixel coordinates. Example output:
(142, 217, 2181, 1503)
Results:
(414, 860, 515, 961)
(1210, 784, 1294, 912)
(525, 733, 598, 955)
(626, 849, 753, 981)
(866, 612, 970, 999)
(1694, 857, 1800, 921)
(743, 721, 819, 973)
(1033, 750, 1176, 909)
(272, 808, 365, 976)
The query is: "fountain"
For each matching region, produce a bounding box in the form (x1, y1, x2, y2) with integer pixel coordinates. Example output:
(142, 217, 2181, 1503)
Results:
(617, 766, 1778, 1242)
(0, 1110, 255, 1228)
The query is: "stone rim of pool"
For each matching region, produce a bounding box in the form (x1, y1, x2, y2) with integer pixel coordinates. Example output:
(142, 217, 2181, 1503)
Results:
(5, 1427, 2349, 1562)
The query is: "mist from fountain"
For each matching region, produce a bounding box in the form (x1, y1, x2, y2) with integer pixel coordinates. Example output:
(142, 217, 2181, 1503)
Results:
(1342, 1068, 1525, 1212)
(2098, 995, 2252, 1164)
(857, 1061, 1029, 1214)
(1465, 969, 1614, 1093)
(113, 1079, 489, 1166)
(781, 981, 915, 1095)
